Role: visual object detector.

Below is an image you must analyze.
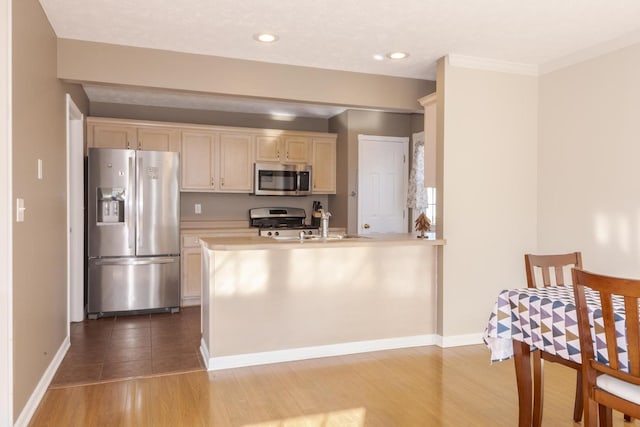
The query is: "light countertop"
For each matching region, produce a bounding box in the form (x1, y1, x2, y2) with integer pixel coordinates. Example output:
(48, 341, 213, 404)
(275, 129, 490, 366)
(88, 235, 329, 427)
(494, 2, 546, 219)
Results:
(200, 233, 445, 251)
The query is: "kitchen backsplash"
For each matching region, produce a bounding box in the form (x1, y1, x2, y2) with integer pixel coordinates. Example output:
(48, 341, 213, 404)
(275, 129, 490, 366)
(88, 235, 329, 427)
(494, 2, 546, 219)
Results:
(180, 192, 329, 224)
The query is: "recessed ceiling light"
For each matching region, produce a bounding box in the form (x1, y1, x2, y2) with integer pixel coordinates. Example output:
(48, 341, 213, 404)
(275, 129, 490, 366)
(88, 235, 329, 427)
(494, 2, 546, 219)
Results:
(253, 33, 279, 43)
(373, 54, 385, 61)
(387, 52, 409, 60)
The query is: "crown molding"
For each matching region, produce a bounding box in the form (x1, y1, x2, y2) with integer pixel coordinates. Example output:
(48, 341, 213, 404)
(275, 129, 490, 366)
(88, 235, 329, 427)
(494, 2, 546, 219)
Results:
(447, 54, 539, 76)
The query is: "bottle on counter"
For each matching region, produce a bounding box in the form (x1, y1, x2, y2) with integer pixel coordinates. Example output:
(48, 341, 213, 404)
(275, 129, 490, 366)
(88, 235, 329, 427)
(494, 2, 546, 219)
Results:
(311, 201, 322, 227)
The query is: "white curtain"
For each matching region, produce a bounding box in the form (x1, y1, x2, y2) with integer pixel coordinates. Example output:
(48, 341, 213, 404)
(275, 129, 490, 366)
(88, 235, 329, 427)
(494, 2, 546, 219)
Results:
(407, 132, 429, 211)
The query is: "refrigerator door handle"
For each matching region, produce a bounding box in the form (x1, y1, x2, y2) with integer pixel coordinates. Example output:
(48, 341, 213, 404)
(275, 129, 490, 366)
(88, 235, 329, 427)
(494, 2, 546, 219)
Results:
(91, 257, 178, 266)
(128, 155, 135, 250)
(137, 156, 143, 250)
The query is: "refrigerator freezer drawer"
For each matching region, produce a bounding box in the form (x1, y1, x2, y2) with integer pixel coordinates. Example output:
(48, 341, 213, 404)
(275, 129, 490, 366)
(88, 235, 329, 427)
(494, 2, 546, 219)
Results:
(88, 257, 180, 314)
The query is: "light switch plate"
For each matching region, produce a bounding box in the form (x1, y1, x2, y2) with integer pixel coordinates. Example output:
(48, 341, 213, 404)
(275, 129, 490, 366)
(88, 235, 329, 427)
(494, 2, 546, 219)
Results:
(37, 159, 43, 180)
(16, 198, 25, 222)
(195, 203, 202, 214)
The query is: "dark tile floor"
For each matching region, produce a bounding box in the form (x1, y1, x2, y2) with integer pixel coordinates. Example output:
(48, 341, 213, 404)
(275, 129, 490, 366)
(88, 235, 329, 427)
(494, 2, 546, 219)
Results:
(50, 306, 204, 388)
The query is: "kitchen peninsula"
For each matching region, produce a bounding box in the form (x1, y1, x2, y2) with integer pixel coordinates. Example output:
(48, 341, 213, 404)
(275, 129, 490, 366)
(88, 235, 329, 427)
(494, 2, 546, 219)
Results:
(199, 234, 444, 370)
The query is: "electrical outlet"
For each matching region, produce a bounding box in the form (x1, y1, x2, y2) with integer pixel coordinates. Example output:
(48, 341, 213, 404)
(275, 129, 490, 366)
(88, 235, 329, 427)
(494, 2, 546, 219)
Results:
(195, 203, 202, 215)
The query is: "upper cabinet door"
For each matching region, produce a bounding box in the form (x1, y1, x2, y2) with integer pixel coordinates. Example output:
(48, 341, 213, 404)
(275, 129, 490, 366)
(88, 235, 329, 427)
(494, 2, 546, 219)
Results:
(180, 131, 218, 191)
(137, 127, 180, 152)
(283, 136, 310, 163)
(88, 121, 179, 152)
(89, 124, 137, 149)
(218, 133, 254, 192)
(255, 135, 282, 162)
(312, 137, 336, 194)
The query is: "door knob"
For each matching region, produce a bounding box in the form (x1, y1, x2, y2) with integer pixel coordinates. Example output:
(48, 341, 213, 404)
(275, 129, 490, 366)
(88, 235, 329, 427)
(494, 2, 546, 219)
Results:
(363, 223, 370, 229)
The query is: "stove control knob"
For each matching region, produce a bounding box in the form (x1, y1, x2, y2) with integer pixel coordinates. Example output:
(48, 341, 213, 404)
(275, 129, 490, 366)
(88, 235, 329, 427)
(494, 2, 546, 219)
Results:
(274, 231, 279, 236)
(266, 231, 273, 236)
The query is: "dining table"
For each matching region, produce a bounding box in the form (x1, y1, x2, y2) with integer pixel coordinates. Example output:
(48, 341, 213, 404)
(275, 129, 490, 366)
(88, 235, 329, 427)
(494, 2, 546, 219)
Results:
(483, 285, 629, 427)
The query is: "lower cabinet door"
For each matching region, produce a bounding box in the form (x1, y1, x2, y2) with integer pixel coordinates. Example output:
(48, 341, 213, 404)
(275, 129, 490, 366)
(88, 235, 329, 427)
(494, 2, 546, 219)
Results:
(181, 248, 202, 306)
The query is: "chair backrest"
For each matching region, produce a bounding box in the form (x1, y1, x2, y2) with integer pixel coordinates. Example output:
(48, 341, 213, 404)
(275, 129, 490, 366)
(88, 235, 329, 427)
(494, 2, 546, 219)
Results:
(572, 268, 640, 383)
(525, 252, 583, 288)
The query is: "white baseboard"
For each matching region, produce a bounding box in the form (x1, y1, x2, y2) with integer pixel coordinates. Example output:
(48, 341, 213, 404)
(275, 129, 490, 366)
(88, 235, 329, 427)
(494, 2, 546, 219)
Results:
(203, 334, 437, 371)
(181, 297, 200, 307)
(199, 337, 210, 367)
(14, 335, 70, 427)
(435, 333, 484, 348)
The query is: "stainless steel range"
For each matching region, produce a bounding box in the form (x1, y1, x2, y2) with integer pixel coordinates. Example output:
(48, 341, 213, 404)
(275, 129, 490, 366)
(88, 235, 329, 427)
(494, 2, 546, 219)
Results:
(250, 207, 319, 237)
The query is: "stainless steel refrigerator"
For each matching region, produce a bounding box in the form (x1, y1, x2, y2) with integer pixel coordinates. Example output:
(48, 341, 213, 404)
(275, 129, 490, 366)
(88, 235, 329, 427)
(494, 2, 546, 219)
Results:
(87, 148, 180, 317)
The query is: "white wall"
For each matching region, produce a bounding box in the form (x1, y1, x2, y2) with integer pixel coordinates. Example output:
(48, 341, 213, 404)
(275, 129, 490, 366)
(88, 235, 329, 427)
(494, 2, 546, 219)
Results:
(539, 43, 640, 278)
(440, 58, 539, 336)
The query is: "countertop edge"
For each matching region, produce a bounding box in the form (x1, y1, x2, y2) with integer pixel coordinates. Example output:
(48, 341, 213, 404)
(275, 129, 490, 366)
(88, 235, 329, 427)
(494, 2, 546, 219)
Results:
(200, 234, 446, 250)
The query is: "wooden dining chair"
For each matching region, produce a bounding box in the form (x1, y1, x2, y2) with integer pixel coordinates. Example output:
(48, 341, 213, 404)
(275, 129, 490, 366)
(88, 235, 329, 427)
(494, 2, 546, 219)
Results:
(525, 252, 584, 424)
(572, 268, 640, 427)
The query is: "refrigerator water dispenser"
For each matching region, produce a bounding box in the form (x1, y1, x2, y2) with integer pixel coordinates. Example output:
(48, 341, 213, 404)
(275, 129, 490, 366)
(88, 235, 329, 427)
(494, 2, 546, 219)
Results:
(97, 187, 125, 224)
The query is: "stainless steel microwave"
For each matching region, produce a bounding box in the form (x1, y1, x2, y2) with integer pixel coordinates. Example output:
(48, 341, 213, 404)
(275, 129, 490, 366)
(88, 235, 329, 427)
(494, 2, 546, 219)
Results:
(254, 162, 312, 196)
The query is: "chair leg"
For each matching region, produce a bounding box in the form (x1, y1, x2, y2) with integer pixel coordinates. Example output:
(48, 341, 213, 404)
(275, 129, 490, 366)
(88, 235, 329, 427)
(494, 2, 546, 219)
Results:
(598, 404, 612, 427)
(532, 351, 543, 427)
(624, 414, 632, 422)
(584, 397, 598, 427)
(573, 372, 583, 422)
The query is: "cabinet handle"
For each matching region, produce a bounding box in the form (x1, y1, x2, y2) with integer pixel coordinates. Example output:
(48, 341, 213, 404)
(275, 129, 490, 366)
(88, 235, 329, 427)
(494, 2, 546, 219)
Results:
(139, 140, 142, 149)
(221, 177, 224, 187)
(211, 178, 215, 188)
(127, 141, 130, 149)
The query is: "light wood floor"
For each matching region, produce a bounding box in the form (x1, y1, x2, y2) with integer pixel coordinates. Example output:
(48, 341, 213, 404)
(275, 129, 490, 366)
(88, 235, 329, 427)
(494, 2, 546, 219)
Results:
(29, 344, 638, 426)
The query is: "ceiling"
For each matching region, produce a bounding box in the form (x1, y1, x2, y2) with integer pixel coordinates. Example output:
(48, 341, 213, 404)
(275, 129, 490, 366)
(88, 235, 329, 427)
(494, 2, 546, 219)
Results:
(39, 0, 640, 118)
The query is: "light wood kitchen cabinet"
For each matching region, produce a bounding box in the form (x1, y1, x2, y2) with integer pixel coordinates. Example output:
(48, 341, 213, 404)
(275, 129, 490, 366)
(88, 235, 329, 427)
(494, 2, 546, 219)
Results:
(218, 133, 254, 192)
(255, 134, 310, 163)
(180, 233, 205, 306)
(180, 131, 254, 192)
(87, 117, 336, 194)
(180, 130, 218, 191)
(312, 137, 337, 194)
(181, 246, 202, 305)
(255, 135, 282, 162)
(89, 123, 137, 149)
(87, 119, 179, 151)
(137, 126, 179, 151)
(282, 136, 311, 163)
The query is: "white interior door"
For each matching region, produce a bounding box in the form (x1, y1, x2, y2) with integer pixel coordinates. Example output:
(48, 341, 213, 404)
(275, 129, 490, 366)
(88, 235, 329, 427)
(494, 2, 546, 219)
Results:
(66, 94, 84, 323)
(357, 135, 409, 234)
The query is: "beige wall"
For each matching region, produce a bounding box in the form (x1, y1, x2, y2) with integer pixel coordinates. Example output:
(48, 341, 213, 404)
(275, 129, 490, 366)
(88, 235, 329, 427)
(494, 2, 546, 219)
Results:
(180, 193, 329, 223)
(12, 0, 87, 419)
(328, 110, 425, 233)
(58, 39, 434, 113)
(439, 58, 538, 337)
(538, 43, 640, 277)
